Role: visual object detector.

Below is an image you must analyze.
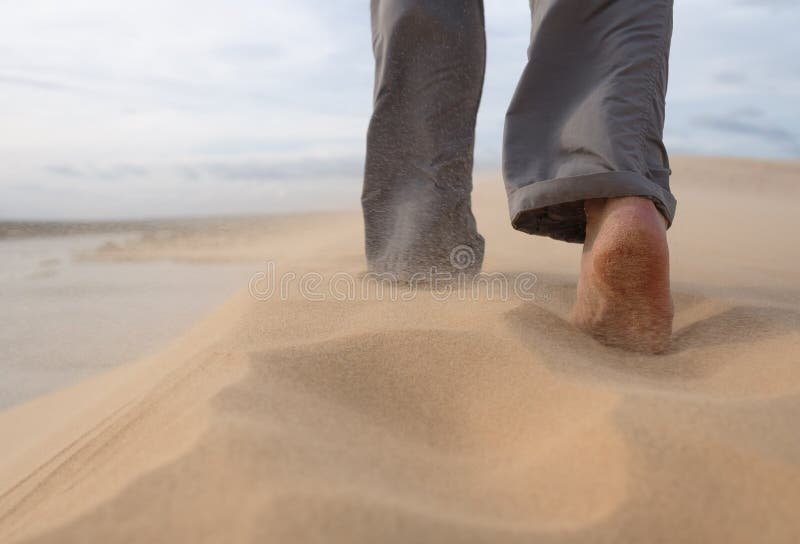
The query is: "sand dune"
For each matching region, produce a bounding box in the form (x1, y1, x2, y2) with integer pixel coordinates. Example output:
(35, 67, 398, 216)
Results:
(1, 156, 799, 542)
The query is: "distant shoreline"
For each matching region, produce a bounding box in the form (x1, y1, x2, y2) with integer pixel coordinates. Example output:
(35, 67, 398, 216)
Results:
(0, 209, 352, 241)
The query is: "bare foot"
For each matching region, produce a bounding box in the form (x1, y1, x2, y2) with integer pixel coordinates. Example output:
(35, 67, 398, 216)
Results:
(572, 196, 673, 353)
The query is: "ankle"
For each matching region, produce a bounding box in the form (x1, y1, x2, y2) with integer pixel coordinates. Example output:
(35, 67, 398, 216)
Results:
(585, 197, 667, 242)
(582, 196, 671, 297)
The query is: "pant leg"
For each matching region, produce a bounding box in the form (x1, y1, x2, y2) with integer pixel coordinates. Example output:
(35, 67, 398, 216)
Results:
(503, 0, 676, 243)
(363, 0, 486, 278)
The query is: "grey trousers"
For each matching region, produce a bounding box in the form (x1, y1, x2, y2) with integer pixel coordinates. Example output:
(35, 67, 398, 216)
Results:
(363, 0, 676, 276)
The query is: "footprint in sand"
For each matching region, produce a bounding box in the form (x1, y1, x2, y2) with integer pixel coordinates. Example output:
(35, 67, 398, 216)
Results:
(504, 289, 800, 399)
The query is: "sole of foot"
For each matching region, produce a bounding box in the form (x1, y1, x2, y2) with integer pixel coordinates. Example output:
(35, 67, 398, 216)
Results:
(572, 196, 674, 354)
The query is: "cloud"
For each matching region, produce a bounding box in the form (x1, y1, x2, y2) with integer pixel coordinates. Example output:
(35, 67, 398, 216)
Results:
(714, 72, 748, 85)
(215, 43, 283, 62)
(182, 157, 364, 182)
(46, 163, 150, 181)
(735, 0, 798, 10)
(0, 74, 78, 93)
(729, 106, 765, 118)
(691, 114, 800, 154)
(44, 156, 364, 185)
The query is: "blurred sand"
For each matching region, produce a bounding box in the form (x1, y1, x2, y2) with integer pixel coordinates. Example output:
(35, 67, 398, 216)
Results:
(0, 233, 258, 409)
(0, 156, 799, 543)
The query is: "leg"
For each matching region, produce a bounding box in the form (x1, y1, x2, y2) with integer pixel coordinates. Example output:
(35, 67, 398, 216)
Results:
(363, 0, 486, 278)
(504, 0, 675, 351)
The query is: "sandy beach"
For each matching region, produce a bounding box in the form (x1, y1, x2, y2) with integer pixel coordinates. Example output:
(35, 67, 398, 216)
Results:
(1, 155, 799, 542)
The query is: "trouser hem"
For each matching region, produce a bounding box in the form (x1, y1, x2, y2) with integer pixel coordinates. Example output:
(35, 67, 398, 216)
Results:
(508, 170, 677, 243)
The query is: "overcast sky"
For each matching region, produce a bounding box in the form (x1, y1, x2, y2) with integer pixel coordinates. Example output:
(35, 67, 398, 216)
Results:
(1, 0, 798, 220)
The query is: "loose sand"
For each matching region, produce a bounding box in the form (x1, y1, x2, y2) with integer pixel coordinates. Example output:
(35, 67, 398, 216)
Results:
(1, 156, 799, 543)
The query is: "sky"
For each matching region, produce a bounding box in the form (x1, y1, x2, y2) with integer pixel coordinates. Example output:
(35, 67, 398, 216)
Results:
(1, 0, 798, 220)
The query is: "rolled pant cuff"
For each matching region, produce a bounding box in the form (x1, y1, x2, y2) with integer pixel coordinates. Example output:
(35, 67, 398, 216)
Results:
(508, 170, 677, 243)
